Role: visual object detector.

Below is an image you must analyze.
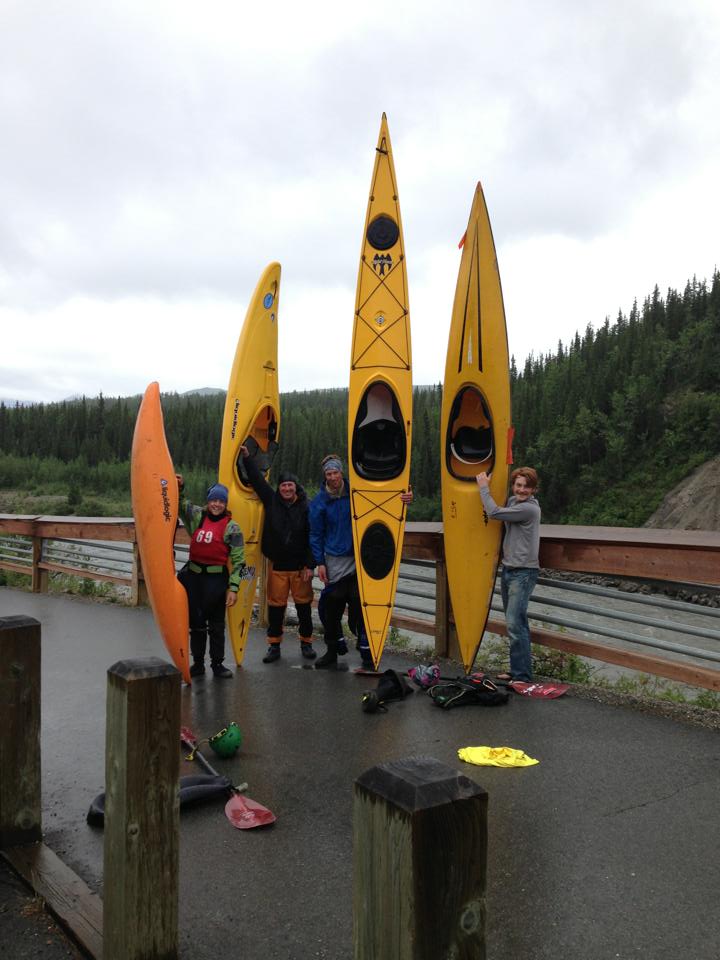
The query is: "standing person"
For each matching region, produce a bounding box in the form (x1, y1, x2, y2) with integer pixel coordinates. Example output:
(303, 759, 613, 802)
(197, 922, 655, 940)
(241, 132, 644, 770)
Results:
(239, 444, 316, 664)
(176, 476, 246, 678)
(309, 454, 413, 671)
(476, 467, 541, 682)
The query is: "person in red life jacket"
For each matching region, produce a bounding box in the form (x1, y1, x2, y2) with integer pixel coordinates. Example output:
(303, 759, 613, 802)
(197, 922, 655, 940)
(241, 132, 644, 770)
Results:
(240, 444, 316, 664)
(176, 475, 247, 678)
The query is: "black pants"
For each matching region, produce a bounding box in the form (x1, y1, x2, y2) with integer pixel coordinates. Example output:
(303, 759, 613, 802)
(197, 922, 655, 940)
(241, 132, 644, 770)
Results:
(267, 602, 314, 640)
(178, 568, 228, 664)
(320, 573, 370, 656)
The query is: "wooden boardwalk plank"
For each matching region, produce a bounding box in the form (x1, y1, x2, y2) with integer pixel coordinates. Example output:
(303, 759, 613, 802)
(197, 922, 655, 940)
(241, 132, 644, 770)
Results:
(2, 843, 103, 959)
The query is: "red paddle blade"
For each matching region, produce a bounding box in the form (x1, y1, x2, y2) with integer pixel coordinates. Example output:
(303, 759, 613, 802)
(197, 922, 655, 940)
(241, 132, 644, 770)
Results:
(225, 794, 276, 829)
(180, 725, 197, 747)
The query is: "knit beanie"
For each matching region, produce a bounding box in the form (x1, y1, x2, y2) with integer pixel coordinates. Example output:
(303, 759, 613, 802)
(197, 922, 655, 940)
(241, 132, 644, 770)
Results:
(278, 472, 299, 487)
(206, 483, 229, 503)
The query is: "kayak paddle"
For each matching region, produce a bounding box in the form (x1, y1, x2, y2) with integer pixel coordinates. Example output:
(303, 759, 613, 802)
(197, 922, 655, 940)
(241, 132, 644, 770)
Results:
(180, 726, 276, 829)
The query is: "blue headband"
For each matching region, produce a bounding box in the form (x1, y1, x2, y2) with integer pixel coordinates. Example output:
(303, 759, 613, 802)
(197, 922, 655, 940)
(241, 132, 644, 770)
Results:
(323, 458, 342, 474)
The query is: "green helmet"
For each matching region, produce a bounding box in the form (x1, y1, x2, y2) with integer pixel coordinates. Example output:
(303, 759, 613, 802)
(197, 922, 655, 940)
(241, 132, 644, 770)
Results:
(209, 722, 242, 758)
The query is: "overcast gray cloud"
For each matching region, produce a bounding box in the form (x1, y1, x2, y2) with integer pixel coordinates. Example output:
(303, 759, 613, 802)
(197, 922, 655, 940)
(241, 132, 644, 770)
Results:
(1, 0, 718, 402)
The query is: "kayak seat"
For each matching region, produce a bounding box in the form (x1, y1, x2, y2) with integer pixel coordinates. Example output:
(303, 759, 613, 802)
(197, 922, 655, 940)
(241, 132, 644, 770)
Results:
(356, 420, 404, 479)
(450, 425, 493, 464)
(352, 383, 406, 481)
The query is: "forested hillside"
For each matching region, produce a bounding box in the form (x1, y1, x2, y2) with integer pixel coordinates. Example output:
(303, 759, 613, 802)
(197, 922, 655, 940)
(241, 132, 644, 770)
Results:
(512, 272, 719, 523)
(0, 271, 717, 524)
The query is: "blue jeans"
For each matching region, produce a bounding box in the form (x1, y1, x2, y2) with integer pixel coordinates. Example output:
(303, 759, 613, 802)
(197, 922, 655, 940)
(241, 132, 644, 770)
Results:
(500, 566, 539, 681)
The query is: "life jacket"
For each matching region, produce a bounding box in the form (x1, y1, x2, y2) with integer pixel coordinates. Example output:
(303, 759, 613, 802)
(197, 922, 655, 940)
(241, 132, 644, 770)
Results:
(189, 512, 231, 567)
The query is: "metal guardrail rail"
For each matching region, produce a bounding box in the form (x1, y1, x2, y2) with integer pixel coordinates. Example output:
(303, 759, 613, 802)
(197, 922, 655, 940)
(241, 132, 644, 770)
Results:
(391, 561, 720, 666)
(1, 516, 719, 690)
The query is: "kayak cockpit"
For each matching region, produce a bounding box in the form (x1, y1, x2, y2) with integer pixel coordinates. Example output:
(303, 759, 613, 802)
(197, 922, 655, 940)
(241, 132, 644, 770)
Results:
(447, 386, 494, 478)
(352, 382, 406, 481)
(234, 407, 279, 487)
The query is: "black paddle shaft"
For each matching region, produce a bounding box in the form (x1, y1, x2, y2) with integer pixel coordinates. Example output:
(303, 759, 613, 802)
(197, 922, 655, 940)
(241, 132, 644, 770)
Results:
(182, 732, 220, 778)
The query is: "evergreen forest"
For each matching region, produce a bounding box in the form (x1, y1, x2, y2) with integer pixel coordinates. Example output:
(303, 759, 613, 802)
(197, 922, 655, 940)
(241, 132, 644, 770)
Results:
(0, 271, 718, 525)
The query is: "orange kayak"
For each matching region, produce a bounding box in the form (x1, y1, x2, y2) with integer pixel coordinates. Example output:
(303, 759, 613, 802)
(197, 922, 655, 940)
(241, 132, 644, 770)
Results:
(131, 382, 191, 683)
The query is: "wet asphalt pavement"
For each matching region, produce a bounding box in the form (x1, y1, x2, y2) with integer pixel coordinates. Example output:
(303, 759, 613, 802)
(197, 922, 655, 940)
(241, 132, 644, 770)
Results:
(1, 586, 719, 960)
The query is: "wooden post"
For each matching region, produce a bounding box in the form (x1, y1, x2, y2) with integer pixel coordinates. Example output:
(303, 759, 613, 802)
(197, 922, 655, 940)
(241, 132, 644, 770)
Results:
(103, 658, 181, 960)
(434, 559, 460, 661)
(434, 558, 450, 657)
(130, 542, 139, 606)
(259, 556, 269, 627)
(130, 542, 146, 606)
(31, 537, 48, 593)
(353, 756, 488, 960)
(0, 616, 42, 847)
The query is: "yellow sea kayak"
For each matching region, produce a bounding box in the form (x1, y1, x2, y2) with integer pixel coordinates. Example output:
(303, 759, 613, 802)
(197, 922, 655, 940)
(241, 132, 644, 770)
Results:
(348, 114, 412, 668)
(218, 263, 281, 664)
(131, 382, 191, 683)
(440, 183, 512, 672)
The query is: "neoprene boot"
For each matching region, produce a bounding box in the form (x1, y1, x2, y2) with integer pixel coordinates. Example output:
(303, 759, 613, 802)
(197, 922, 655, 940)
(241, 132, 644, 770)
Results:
(263, 643, 281, 663)
(314, 638, 338, 669)
(211, 661, 233, 678)
(300, 640, 317, 660)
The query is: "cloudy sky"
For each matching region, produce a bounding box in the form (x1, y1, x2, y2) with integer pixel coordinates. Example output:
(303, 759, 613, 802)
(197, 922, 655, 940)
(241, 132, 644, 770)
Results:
(2, 0, 718, 404)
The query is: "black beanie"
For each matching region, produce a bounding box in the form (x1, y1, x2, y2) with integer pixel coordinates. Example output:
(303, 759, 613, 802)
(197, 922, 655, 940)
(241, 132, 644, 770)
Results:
(278, 472, 299, 487)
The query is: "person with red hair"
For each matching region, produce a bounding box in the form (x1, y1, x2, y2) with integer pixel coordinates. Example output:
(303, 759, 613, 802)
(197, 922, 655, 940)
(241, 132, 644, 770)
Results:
(476, 467, 541, 682)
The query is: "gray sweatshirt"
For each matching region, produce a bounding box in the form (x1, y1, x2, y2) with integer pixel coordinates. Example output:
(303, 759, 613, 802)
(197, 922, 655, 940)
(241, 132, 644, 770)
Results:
(479, 487, 541, 569)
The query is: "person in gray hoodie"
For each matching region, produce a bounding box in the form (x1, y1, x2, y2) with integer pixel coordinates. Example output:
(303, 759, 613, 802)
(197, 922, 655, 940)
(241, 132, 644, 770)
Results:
(476, 467, 540, 682)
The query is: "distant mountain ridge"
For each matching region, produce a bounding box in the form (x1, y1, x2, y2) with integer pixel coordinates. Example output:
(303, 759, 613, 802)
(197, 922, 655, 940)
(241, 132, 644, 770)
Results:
(181, 387, 225, 397)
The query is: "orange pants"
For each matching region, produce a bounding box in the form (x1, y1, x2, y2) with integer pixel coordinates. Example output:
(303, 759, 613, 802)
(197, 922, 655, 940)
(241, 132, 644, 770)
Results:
(267, 567, 314, 606)
(266, 567, 314, 642)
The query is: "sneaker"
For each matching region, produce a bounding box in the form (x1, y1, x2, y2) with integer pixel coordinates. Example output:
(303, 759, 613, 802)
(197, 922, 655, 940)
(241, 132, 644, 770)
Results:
(190, 661, 206, 677)
(336, 638, 348, 656)
(263, 644, 281, 664)
(211, 662, 233, 678)
(300, 641, 317, 660)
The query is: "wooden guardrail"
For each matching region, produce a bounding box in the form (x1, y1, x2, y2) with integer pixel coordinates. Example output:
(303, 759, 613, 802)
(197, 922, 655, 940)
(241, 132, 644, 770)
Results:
(402, 522, 720, 690)
(2, 515, 720, 690)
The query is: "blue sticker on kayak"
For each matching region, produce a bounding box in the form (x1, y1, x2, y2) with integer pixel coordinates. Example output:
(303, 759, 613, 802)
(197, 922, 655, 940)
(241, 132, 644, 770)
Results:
(263, 293, 274, 309)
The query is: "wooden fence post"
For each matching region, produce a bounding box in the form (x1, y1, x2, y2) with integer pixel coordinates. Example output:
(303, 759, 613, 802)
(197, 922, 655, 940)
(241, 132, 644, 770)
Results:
(103, 657, 181, 960)
(0, 616, 42, 847)
(434, 559, 461, 661)
(259, 556, 269, 627)
(353, 756, 488, 960)
(31, 537, 48, 593)
(130, 542, 145, 606)
(130, 542, 139, 606)
(434, 558, 450, 657)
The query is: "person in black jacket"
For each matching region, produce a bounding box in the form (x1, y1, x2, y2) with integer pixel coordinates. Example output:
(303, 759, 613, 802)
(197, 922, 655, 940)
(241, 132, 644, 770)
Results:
(240, 444, 316, 663)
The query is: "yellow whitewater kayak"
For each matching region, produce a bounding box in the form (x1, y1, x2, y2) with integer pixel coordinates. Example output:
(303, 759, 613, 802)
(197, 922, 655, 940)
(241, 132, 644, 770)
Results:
(440, 183, 512, 673)
(218, 263, 281, 664)
(348, 114, 412, 668)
